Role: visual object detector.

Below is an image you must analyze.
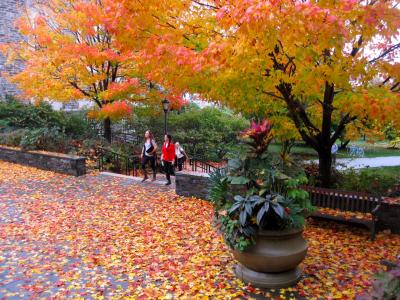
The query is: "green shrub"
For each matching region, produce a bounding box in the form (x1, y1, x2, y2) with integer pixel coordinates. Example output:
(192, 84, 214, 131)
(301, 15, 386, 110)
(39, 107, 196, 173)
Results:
(0, 119, 10, 131)
(63, 112, 95, 139)
(0, 97, 95, 153)
(0, 97, 64, 129)
(127, 106, 248, 161)
(0, 129, 28, 147)
(20, 127, 70, 152)
(334, 168, 400, 196)
(384, 124, 398, 141)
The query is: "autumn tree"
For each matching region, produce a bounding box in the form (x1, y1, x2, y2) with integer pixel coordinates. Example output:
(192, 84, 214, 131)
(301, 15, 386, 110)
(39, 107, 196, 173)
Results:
(2, 0, 186, 142)
(142, 0, 400, 186)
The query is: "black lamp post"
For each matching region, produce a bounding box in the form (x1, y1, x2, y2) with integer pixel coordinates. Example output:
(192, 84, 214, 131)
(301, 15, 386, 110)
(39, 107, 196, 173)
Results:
(162, 98, 170, 135)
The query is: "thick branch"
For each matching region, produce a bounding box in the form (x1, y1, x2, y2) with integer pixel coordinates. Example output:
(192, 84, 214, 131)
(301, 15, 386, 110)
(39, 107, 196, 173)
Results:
(69, 81, 90, 97)
(69, 81, 101, 107)
(321, 82, 335, 143)
(278, 84, 320, 135)
(330, 113, 357, 144)
(350, 35, 363, 57)
(391, 82, 400, 92)
(257, 89, 286, 100)
(279, 93, 320, 149)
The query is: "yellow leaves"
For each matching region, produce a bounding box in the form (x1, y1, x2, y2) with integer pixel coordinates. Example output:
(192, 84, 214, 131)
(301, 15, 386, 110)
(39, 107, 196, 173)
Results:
(1, 162, 400, 298)
(31, 268, 42, 274)
(333, 292, 343, 299)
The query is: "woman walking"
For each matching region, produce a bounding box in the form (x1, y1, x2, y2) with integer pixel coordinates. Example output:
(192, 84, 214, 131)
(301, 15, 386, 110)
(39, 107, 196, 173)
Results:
(141, 130, 157, 182)
(175, 142, 188, 171)
(161, 134, 175, 186)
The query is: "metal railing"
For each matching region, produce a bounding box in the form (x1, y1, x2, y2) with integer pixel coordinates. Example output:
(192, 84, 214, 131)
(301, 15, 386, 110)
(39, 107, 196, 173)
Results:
(96, 145, 227, 177)
(88, 119, 142, 145)
(184, 156, 227, 174)
(97, 147, 141, 176)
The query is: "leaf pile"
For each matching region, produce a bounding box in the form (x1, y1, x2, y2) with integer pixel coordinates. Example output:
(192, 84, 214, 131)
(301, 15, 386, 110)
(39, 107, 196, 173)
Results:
(0, 161, 399, 299)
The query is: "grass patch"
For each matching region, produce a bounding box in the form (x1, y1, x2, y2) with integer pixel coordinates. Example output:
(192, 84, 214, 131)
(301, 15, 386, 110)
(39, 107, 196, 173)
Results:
(358, 166, 400, 178)
(334, 166, 400, 196)
(269, 142, 400, 160)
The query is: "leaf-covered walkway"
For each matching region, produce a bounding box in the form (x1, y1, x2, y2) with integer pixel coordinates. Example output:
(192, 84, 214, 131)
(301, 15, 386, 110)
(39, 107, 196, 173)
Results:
(0, 161, 398, 299)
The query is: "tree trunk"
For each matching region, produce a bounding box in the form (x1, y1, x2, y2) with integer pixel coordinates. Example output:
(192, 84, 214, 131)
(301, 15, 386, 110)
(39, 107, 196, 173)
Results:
(318, 148, 332, 187)
(339, 139, 350, 150)
(104, 117, 112, 142)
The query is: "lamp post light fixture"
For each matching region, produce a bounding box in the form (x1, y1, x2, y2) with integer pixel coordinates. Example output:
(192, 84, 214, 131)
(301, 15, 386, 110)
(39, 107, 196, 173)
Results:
(162, 98, 170, 135)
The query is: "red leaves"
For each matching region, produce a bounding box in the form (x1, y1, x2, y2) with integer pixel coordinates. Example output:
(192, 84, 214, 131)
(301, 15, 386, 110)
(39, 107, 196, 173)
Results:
(88, 101, 132, 121)
(0, 161, 399, 298)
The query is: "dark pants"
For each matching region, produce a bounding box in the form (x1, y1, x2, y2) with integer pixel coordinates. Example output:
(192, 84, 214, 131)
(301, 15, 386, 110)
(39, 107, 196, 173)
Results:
(142, 155, 156, 172)
(164, 161, 173, 183)
(175, 157, 185, 171)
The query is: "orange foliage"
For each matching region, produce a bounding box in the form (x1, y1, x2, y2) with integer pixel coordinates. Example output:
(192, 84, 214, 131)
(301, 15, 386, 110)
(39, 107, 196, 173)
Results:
(88, 101, 133, 121)
(1, 0, 188, 118)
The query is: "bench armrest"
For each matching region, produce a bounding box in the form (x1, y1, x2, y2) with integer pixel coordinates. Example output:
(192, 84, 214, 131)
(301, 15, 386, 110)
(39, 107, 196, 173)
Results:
(371, 204, 381, 216)
(380, 259, 398, 271)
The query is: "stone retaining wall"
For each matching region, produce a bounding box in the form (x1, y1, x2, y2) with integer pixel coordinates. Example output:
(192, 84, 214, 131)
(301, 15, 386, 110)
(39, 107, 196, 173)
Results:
(175, 171, 211, 200)
(0, 146, 86, 176)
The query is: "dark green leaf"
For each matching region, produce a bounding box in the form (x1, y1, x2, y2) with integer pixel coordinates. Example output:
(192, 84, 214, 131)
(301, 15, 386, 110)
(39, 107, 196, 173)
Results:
(244, 202, 252, 215)
(249, 195, 261, 203)
(272, 203, 285, 218)
(233, 195, 244, 202)
(239, 210, 247, 226)
(230, 176, 250, 185)
(228, 202, 242, 214)
(256, 205, 267, 225)
(228, 158, 242, 171)
(259, 188, 268, 196)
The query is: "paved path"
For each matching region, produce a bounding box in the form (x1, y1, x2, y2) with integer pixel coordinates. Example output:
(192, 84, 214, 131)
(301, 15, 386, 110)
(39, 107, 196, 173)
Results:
(0, 161, 262, 299)
(101, 171, 176, 189)
(1, 161, 399, 299)
(335, 156, 400, 170)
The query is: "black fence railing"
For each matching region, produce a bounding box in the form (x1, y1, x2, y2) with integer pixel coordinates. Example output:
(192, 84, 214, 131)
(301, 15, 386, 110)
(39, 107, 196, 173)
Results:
(184, 156, 227, 174)
(88, 119, 142, 145)
(97, 146, 227, 177)
(97, 147, 141, 176)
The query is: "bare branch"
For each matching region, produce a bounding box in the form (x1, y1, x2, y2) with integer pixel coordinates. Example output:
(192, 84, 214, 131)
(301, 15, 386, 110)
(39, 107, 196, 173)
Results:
(369, 43, 400, 63)
(330, 113, 357, 144)
(191, 1, 219, 10)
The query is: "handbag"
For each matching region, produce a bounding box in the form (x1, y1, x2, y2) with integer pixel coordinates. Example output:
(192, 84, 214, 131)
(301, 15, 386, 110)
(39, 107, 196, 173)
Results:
(146, 145, 154, 154)
(143, 140, 155, 155)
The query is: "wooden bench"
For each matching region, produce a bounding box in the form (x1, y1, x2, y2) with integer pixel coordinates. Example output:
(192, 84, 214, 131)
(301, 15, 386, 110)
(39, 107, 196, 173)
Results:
(301, 186, 383, 240)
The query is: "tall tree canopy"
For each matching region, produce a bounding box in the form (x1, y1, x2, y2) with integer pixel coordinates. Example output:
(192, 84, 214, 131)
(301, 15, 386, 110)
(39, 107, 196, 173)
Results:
(2, 0, 186, 141)
(2, 0, 400, 186)
(141, 0, 400, 186)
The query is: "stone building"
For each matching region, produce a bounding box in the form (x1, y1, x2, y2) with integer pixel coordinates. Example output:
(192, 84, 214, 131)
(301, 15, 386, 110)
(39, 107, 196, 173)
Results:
(0, 0, 25, 99)
(0, 1, 94, 111)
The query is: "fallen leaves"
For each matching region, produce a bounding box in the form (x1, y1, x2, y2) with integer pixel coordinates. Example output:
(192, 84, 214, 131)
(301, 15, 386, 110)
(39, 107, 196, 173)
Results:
(316, 207, 373, 221)
(0, 160, 399, 299)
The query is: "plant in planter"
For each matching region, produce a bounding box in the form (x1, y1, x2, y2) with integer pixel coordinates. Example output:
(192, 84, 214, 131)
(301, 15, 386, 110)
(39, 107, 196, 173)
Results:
(210, 119, 314, 288)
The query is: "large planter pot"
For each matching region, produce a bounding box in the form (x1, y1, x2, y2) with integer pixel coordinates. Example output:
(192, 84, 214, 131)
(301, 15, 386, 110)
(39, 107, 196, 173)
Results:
(232, 228, 308, 288)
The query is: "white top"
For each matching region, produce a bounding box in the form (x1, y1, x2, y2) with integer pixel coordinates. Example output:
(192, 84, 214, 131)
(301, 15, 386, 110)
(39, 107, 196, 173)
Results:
(331, 144, 338, 154)
(175, 146, 185, 159)
(144, 139, 155, 157)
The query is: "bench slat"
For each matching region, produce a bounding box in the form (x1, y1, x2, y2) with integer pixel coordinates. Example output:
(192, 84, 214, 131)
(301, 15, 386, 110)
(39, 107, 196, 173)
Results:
(300, 185, 382, 240)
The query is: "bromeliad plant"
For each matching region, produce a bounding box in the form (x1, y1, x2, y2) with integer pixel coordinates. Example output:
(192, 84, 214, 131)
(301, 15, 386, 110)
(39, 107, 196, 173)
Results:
(210, 119, 314, 251)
